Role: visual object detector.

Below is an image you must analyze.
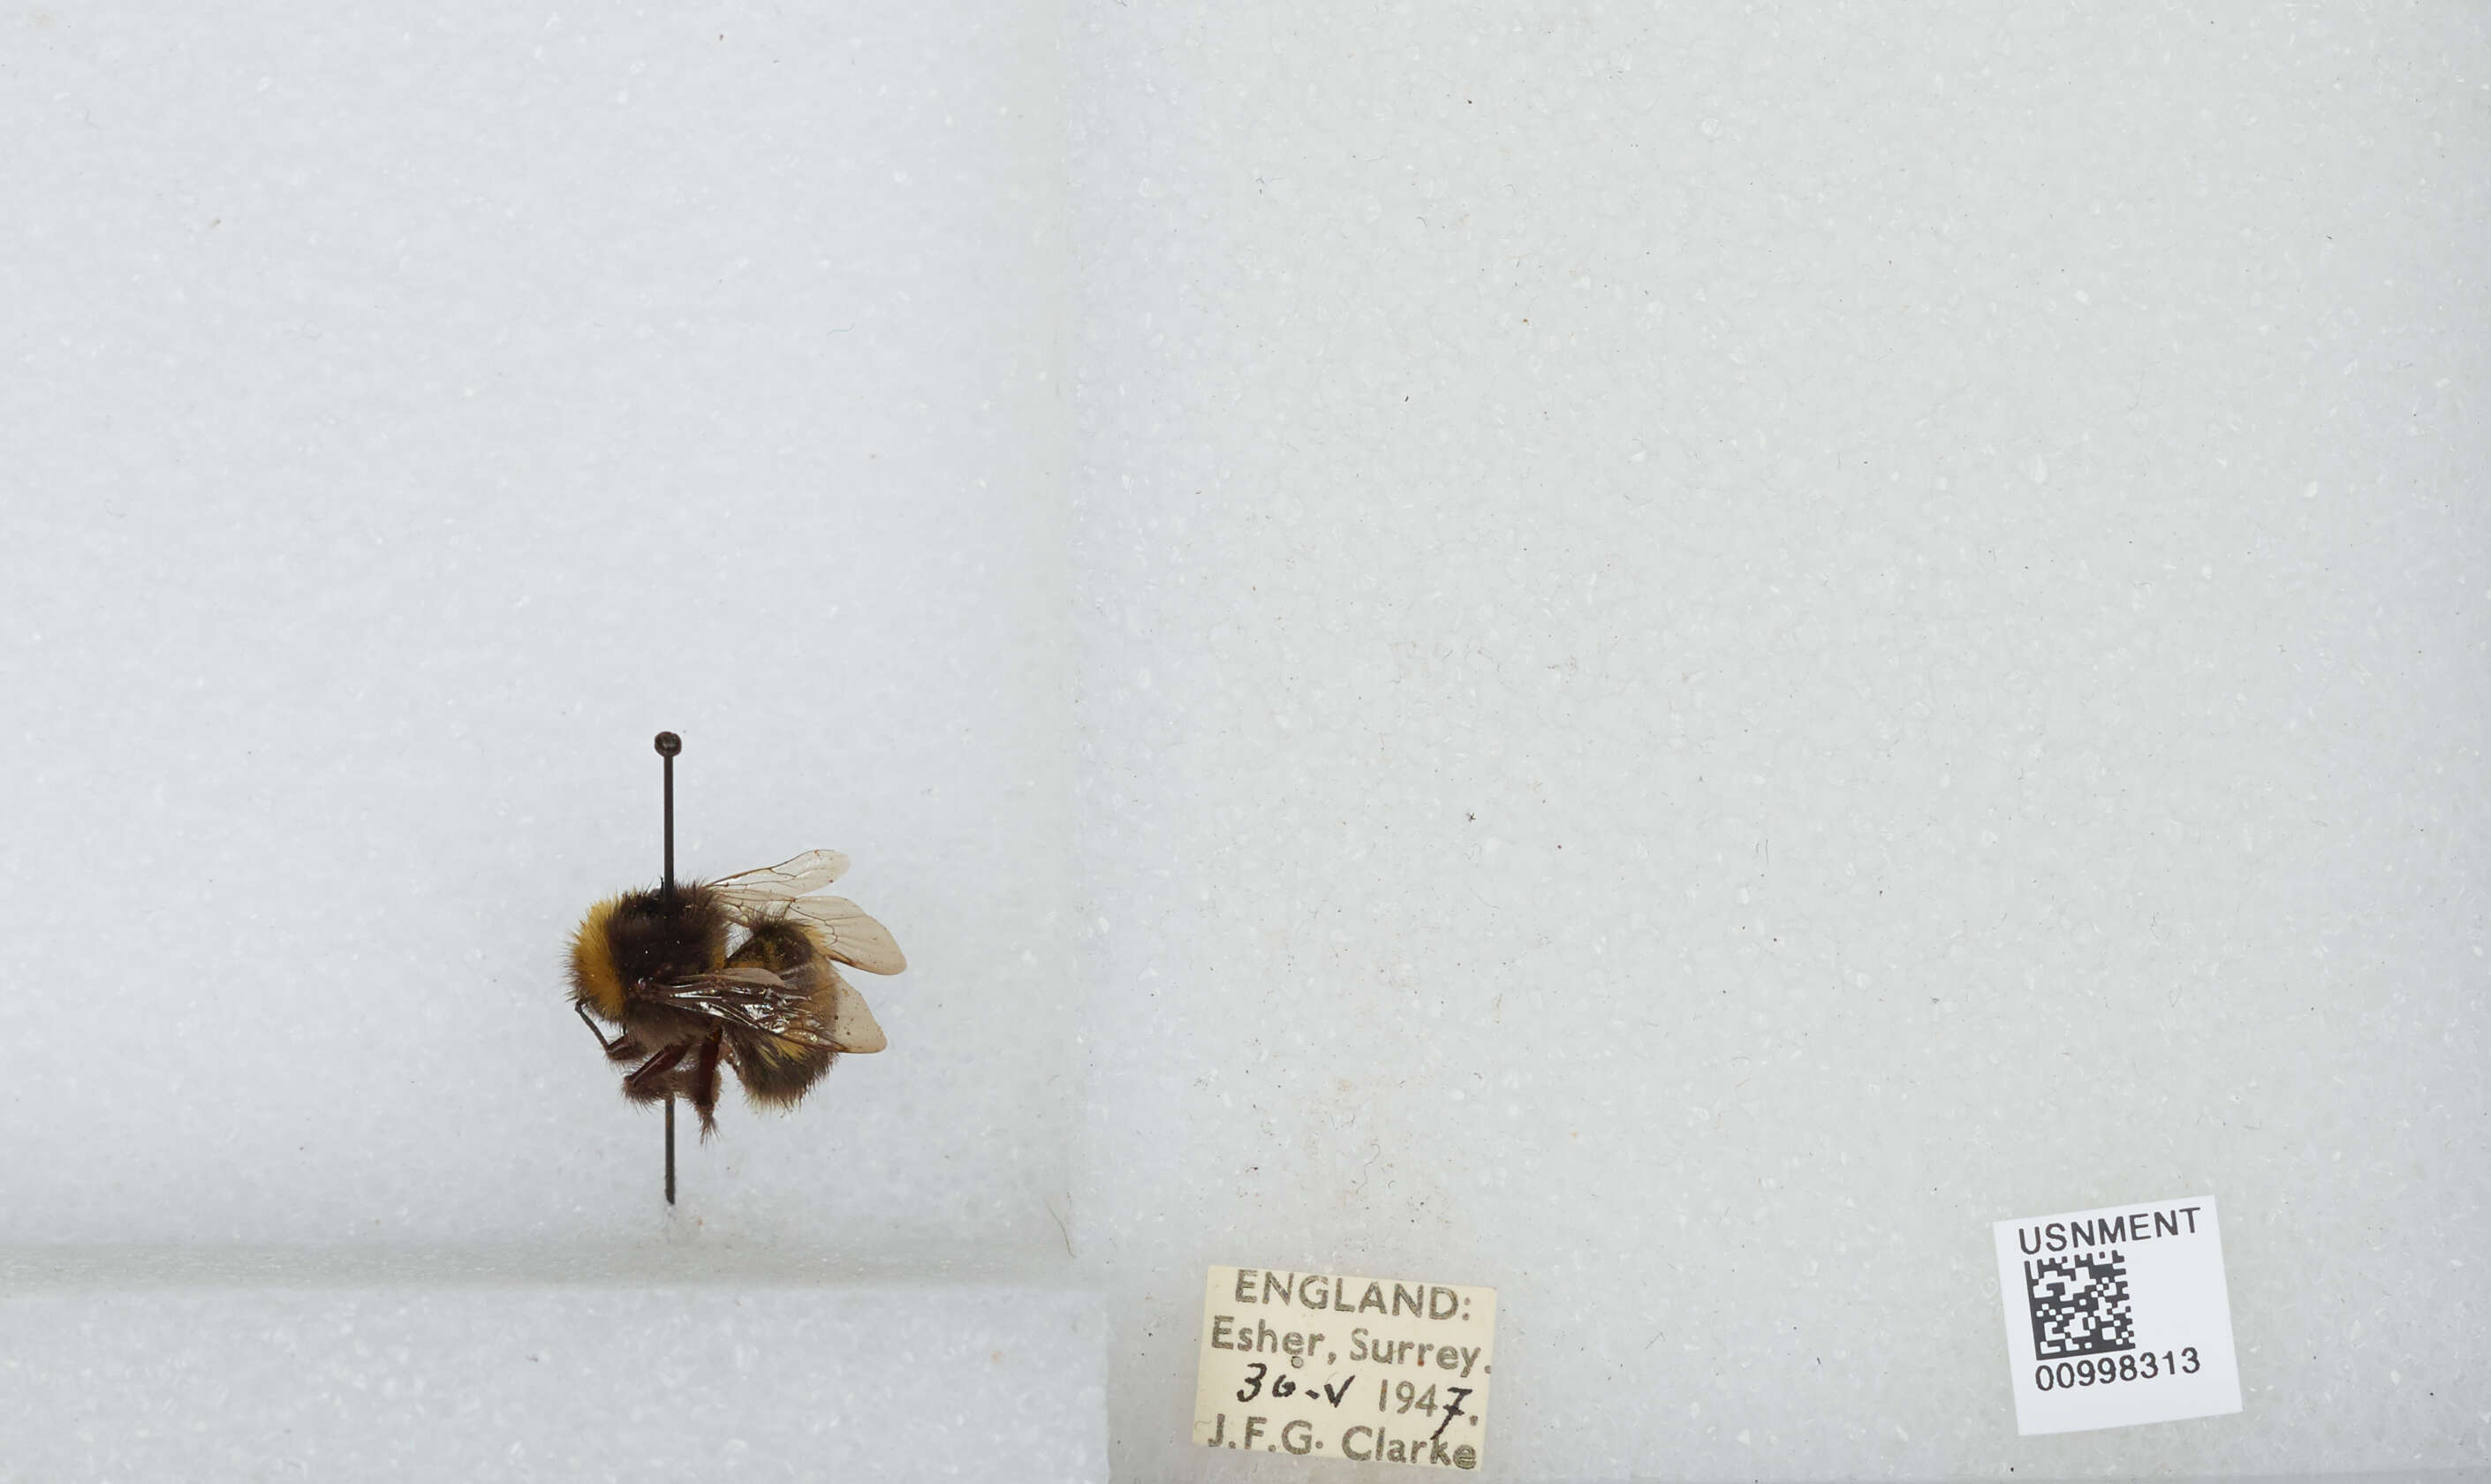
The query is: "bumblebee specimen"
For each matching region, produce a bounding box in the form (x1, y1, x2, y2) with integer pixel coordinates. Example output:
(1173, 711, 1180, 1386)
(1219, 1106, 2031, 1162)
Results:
(568, 850, 905, 1135)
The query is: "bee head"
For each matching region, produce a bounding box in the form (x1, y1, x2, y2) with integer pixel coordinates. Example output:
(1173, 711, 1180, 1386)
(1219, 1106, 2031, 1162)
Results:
(568, 884, 727, 1018)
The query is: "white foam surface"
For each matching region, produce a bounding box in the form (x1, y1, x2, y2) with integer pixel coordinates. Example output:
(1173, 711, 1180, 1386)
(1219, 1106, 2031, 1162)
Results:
(1066, 3, 2488, 1479)
(0, 1253, 1105, 1481)
(0, 1, 1074, 1259)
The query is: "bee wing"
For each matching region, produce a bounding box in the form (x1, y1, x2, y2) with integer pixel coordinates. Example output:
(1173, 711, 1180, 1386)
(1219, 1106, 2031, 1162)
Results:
(820, 964, 888, 1054)
(781, 896, 907, 975)
(642, 967, 840, 1050)
(708, 849, 851, 905)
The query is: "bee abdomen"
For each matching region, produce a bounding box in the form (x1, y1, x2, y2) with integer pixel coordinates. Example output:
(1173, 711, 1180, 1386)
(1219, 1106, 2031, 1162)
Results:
(723, 914, 841, 1105)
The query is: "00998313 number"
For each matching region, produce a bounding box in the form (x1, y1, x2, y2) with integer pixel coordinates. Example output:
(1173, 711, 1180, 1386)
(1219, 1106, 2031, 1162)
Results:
(2033, 1347, 2198, 1391)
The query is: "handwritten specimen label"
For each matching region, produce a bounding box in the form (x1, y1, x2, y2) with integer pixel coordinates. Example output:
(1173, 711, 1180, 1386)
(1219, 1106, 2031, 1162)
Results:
(1192, 1265, 1496, 1469)
(1991, 1195, 2243, 1435)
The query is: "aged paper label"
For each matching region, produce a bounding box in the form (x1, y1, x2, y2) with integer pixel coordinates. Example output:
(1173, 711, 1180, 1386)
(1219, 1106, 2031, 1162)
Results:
(1192, 1265, 1496, 1469)
(1991, 1195, 2242, 1435)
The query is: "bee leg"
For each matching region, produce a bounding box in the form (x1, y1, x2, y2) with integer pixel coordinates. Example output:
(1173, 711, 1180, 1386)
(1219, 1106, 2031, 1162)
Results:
(573, 1002, 631, 1056)
(622, 1041, 691, 1102)
(690, 1027, 725, 1140)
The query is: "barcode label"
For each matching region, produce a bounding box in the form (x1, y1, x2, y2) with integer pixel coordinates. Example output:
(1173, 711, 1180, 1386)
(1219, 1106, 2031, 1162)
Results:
(2025, 1248, 2134, 1359)
(1990, 1196, 2242, 1435)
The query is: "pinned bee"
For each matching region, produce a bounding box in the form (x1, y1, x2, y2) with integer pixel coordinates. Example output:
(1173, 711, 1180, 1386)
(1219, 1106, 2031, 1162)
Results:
(570, 734, 905, 1201)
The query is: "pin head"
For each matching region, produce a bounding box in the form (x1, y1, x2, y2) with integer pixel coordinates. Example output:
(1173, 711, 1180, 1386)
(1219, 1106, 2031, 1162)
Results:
(655, 731, 682, 758)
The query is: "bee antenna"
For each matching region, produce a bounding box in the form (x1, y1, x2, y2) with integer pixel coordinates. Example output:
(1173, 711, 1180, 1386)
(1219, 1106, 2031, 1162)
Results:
(654, 729, 683, 1207)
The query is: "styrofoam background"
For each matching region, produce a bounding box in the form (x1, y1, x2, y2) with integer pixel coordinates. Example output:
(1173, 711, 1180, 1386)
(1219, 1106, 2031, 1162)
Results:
(1066, 2, 2488, 1478)
(0, 1272, 1107, 1481)
(0, 0, 1074, 1261)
